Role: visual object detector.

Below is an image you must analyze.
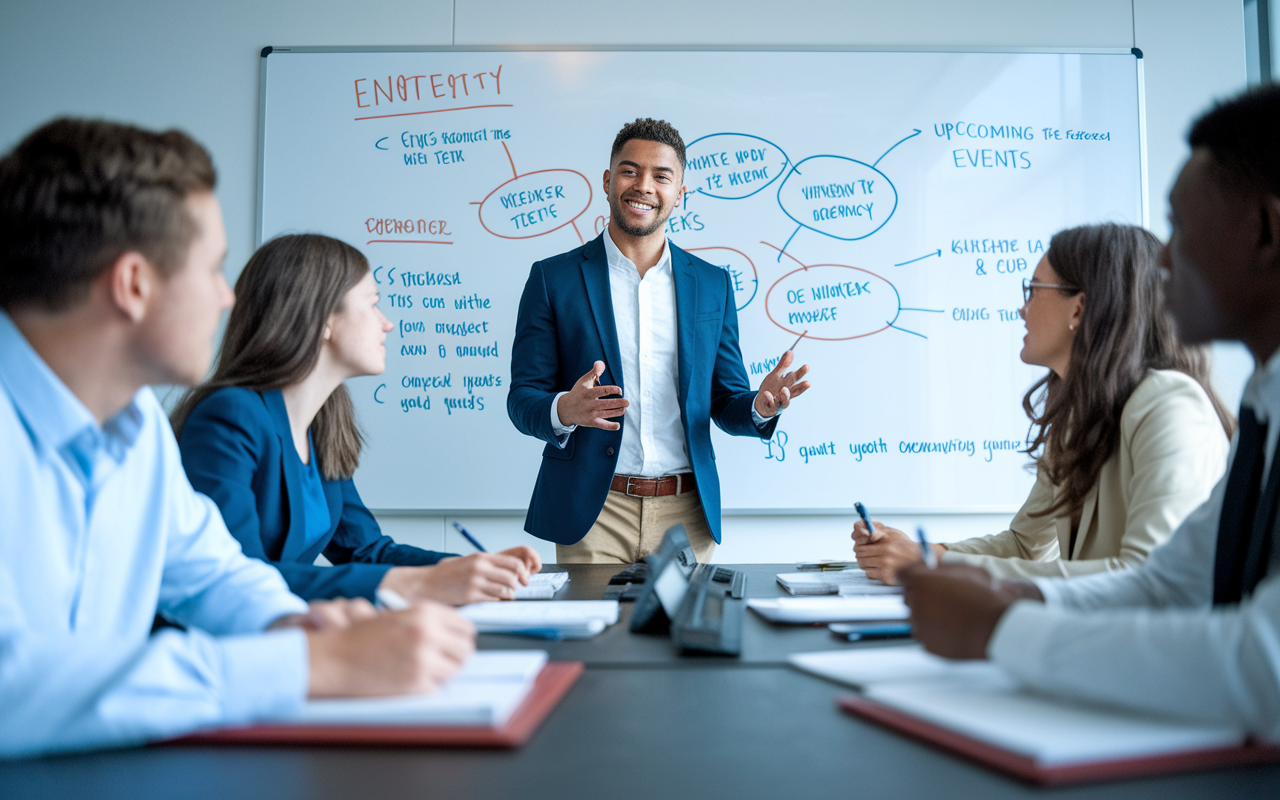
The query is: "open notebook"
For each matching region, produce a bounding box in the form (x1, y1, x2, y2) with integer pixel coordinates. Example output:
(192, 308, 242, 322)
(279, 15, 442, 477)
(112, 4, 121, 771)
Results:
(460, 600, 619, 638)
(514, 572, 569, 600)
(296, 650, 548, 727)
(170, 650, 584, 748)
(747, 596, 909, 623)
(790, 646, 1280, 785)
(776, 570, 903, 596)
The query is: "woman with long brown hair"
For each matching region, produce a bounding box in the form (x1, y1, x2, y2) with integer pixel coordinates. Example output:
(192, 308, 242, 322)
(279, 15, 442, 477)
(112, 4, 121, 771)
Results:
(853, 223, 1233, 581)
(174, 234, 540, 603)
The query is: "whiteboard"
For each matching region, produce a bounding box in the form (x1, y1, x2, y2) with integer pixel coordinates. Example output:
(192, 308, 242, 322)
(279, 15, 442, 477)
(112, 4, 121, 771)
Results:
(257, 47, 1144, 513)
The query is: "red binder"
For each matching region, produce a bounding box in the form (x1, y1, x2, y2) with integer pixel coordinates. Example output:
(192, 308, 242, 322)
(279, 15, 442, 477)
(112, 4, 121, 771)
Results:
(168, 661, 582, 749)
(839, 694, 1280, 786)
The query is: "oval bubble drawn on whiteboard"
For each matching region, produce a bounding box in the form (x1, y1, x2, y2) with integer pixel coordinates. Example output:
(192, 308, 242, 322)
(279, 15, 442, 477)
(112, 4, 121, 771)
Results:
(776, 156, 897, 241)
(685, 133, 789, 200)
(765, 264, 902, 340)
(687, 246, 759, 311)
(478, 168, 592, 240)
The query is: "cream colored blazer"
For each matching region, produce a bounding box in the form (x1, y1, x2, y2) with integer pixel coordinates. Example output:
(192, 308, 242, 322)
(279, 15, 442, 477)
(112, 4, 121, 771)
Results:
(943, 369, 1230, 579)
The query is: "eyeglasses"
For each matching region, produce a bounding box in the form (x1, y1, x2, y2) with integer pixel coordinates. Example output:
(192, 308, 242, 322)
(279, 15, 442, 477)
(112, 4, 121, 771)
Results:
(1022, 278, 1078, 305)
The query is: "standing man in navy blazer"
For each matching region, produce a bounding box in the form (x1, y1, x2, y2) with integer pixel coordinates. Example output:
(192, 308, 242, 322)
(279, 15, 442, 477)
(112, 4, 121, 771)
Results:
(508, 118, 812, 563)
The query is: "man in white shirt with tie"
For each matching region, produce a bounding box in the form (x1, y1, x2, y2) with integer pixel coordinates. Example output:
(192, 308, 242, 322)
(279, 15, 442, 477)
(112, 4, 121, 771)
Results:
(898, 85, 1280, 740)
(508, 118, 811, 564)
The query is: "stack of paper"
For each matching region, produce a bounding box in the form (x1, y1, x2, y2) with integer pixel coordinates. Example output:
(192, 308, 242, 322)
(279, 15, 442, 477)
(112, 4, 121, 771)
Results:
(776, 570, 903, 596)
(514, 572, 570, 600)
(461, 600, 619, 638)
(290, 650, 548, 728)
(747, 596, 909, 623)
(790, 646, 1248, 769)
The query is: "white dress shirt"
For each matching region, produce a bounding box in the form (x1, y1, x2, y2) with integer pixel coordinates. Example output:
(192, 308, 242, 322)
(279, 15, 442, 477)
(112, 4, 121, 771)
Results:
(551, 227, 770, 476)
(0, 312, 309, 758)
(989, 350, 1280, 740)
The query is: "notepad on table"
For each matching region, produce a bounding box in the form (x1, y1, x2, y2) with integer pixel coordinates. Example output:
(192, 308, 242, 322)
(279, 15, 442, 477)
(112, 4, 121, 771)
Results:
(513, 571, 569, 600)
(747, 595, 909, 624)
(776, 570, 903, 596)
(295, 650, 548, 728)
(461, 600, 619, 638)
(789, 645, 1280, 785)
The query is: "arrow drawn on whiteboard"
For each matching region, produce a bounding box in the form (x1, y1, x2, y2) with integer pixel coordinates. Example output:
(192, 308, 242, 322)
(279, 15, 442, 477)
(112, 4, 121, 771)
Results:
(777, 224, 804, 263)
(887, 322, 928, 339)
(893, 249, 941, 266)
(873, 129, 921, 168)
(375, 137, 389, 150)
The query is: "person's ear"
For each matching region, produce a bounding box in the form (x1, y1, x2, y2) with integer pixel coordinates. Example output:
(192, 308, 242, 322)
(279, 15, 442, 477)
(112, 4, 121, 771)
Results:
(602, 168, 612, 197)
(1068, 293, 1085, 332)
(105, 251, 155, 323)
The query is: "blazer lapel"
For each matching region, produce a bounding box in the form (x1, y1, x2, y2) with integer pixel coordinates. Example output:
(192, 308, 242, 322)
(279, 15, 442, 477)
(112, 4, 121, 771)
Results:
(1072, 488, 1101, 560)
(265, 390, 309, 564)
(580, 235, 625, 391)
(671, 246, 697, 407)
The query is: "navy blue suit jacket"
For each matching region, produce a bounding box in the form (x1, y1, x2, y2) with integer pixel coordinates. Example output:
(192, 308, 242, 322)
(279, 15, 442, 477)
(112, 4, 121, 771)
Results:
(507, 234, 777, 545)
(179, 387, 452, 601)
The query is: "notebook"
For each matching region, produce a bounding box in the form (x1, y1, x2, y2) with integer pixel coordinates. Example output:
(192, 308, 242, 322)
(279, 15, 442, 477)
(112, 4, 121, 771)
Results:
(747, 596, 909, 624)
(169, 653, 584, 749)
(296, 651, 547, 727)
(776, 570, 904, 596)
(514, 571, 570, 600)
(461, 600, 619, 638)
(790, 646, 1280, 785)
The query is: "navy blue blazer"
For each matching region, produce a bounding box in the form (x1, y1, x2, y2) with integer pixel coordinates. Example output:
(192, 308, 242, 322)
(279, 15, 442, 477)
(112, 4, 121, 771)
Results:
(507, 234, 778, 545)
(179, 387, 452, 601)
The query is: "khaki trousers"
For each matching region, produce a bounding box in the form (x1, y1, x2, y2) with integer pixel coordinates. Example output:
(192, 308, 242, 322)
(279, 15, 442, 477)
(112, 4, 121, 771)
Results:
(556, 488, 717, 564)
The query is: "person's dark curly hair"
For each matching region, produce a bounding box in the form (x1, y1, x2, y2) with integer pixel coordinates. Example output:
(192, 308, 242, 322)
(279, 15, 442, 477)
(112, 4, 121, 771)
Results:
(610, 118, 685, 171)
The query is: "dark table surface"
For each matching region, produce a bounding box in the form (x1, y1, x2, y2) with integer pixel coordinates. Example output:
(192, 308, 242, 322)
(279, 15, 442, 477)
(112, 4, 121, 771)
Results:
(4, 564, 1278, 799)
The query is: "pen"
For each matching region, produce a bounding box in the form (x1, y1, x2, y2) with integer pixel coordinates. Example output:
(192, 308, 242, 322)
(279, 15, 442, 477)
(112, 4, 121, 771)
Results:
(854, 501, 877, 541)
(452, 521, 489, 553)
(786, 330, 808, 353)
(375, 588, 410, 611)
(916, 526, 938, 568)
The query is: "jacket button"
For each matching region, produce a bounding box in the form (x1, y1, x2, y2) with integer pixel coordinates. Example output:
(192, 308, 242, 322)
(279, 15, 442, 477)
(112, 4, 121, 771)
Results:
(606, 447, 616, 456)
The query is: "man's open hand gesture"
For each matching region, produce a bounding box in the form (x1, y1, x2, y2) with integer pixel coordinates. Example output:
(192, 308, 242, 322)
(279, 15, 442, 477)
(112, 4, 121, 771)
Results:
(557, 361, 630, 430)
(754, 349, 811, 418)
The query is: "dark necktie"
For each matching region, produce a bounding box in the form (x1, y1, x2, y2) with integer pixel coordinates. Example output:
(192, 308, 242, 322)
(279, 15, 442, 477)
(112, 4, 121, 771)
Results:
(1213, 407, 1276, 604)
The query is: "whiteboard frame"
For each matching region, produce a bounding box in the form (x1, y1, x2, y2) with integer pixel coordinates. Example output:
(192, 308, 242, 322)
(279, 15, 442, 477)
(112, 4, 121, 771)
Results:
(255, 46, 1148, 517)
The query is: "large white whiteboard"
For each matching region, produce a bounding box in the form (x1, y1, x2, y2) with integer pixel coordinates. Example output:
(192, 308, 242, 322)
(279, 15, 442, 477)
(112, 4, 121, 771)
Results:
(258, 47, 1144, 512)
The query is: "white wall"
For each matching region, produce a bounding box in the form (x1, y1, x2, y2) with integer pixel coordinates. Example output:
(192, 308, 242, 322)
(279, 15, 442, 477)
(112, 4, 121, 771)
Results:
(0, 1, 1248, 562)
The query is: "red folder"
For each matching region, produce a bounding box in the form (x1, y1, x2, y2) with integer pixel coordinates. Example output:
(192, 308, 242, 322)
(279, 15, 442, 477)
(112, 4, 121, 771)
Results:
(168, 661, 582, 749)
(839, 694, 1280, 786)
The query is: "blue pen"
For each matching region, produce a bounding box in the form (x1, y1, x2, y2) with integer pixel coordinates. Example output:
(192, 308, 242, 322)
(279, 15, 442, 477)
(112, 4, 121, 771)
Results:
(854, 501, 877, 541)
(916, 526, 938, 568)
(487, 627, 565, 641)
(452, 521, 488, 553)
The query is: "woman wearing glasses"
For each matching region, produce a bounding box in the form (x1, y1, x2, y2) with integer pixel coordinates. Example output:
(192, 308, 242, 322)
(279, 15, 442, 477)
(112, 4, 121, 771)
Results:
(853, 223, 1233, 582)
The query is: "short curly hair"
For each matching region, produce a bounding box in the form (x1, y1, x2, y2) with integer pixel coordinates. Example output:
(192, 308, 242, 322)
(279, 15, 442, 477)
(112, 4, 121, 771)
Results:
(1189, 84, 1280, 199)
(610, 118, 686, 172)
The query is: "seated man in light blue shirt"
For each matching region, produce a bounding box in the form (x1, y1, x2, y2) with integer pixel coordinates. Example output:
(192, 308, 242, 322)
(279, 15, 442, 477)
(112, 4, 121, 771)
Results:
(0, 118, 476, 759)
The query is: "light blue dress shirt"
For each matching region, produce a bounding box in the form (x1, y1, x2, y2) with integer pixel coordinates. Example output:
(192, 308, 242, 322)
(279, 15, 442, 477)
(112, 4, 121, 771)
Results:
(0, 312, 310, 758)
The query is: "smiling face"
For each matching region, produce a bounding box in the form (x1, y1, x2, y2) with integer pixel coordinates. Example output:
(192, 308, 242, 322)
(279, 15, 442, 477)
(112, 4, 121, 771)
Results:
(324, 271, 393, 379)
(603, 138, 686, 240)
(1019, 255, 1084, 377)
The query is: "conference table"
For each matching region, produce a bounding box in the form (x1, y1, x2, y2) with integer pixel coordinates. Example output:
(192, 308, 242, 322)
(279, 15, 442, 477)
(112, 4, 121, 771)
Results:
(3, 564, 1278, 799)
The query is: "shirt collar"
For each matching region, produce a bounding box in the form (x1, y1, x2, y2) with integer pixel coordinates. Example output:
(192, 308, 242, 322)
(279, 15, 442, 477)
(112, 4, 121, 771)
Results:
(603, 225, 671, 277)
(0, 311, 145, 470)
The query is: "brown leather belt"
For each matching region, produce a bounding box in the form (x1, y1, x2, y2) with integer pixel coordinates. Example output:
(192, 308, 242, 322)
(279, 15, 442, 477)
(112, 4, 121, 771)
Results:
(610, 472, 697, 498)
